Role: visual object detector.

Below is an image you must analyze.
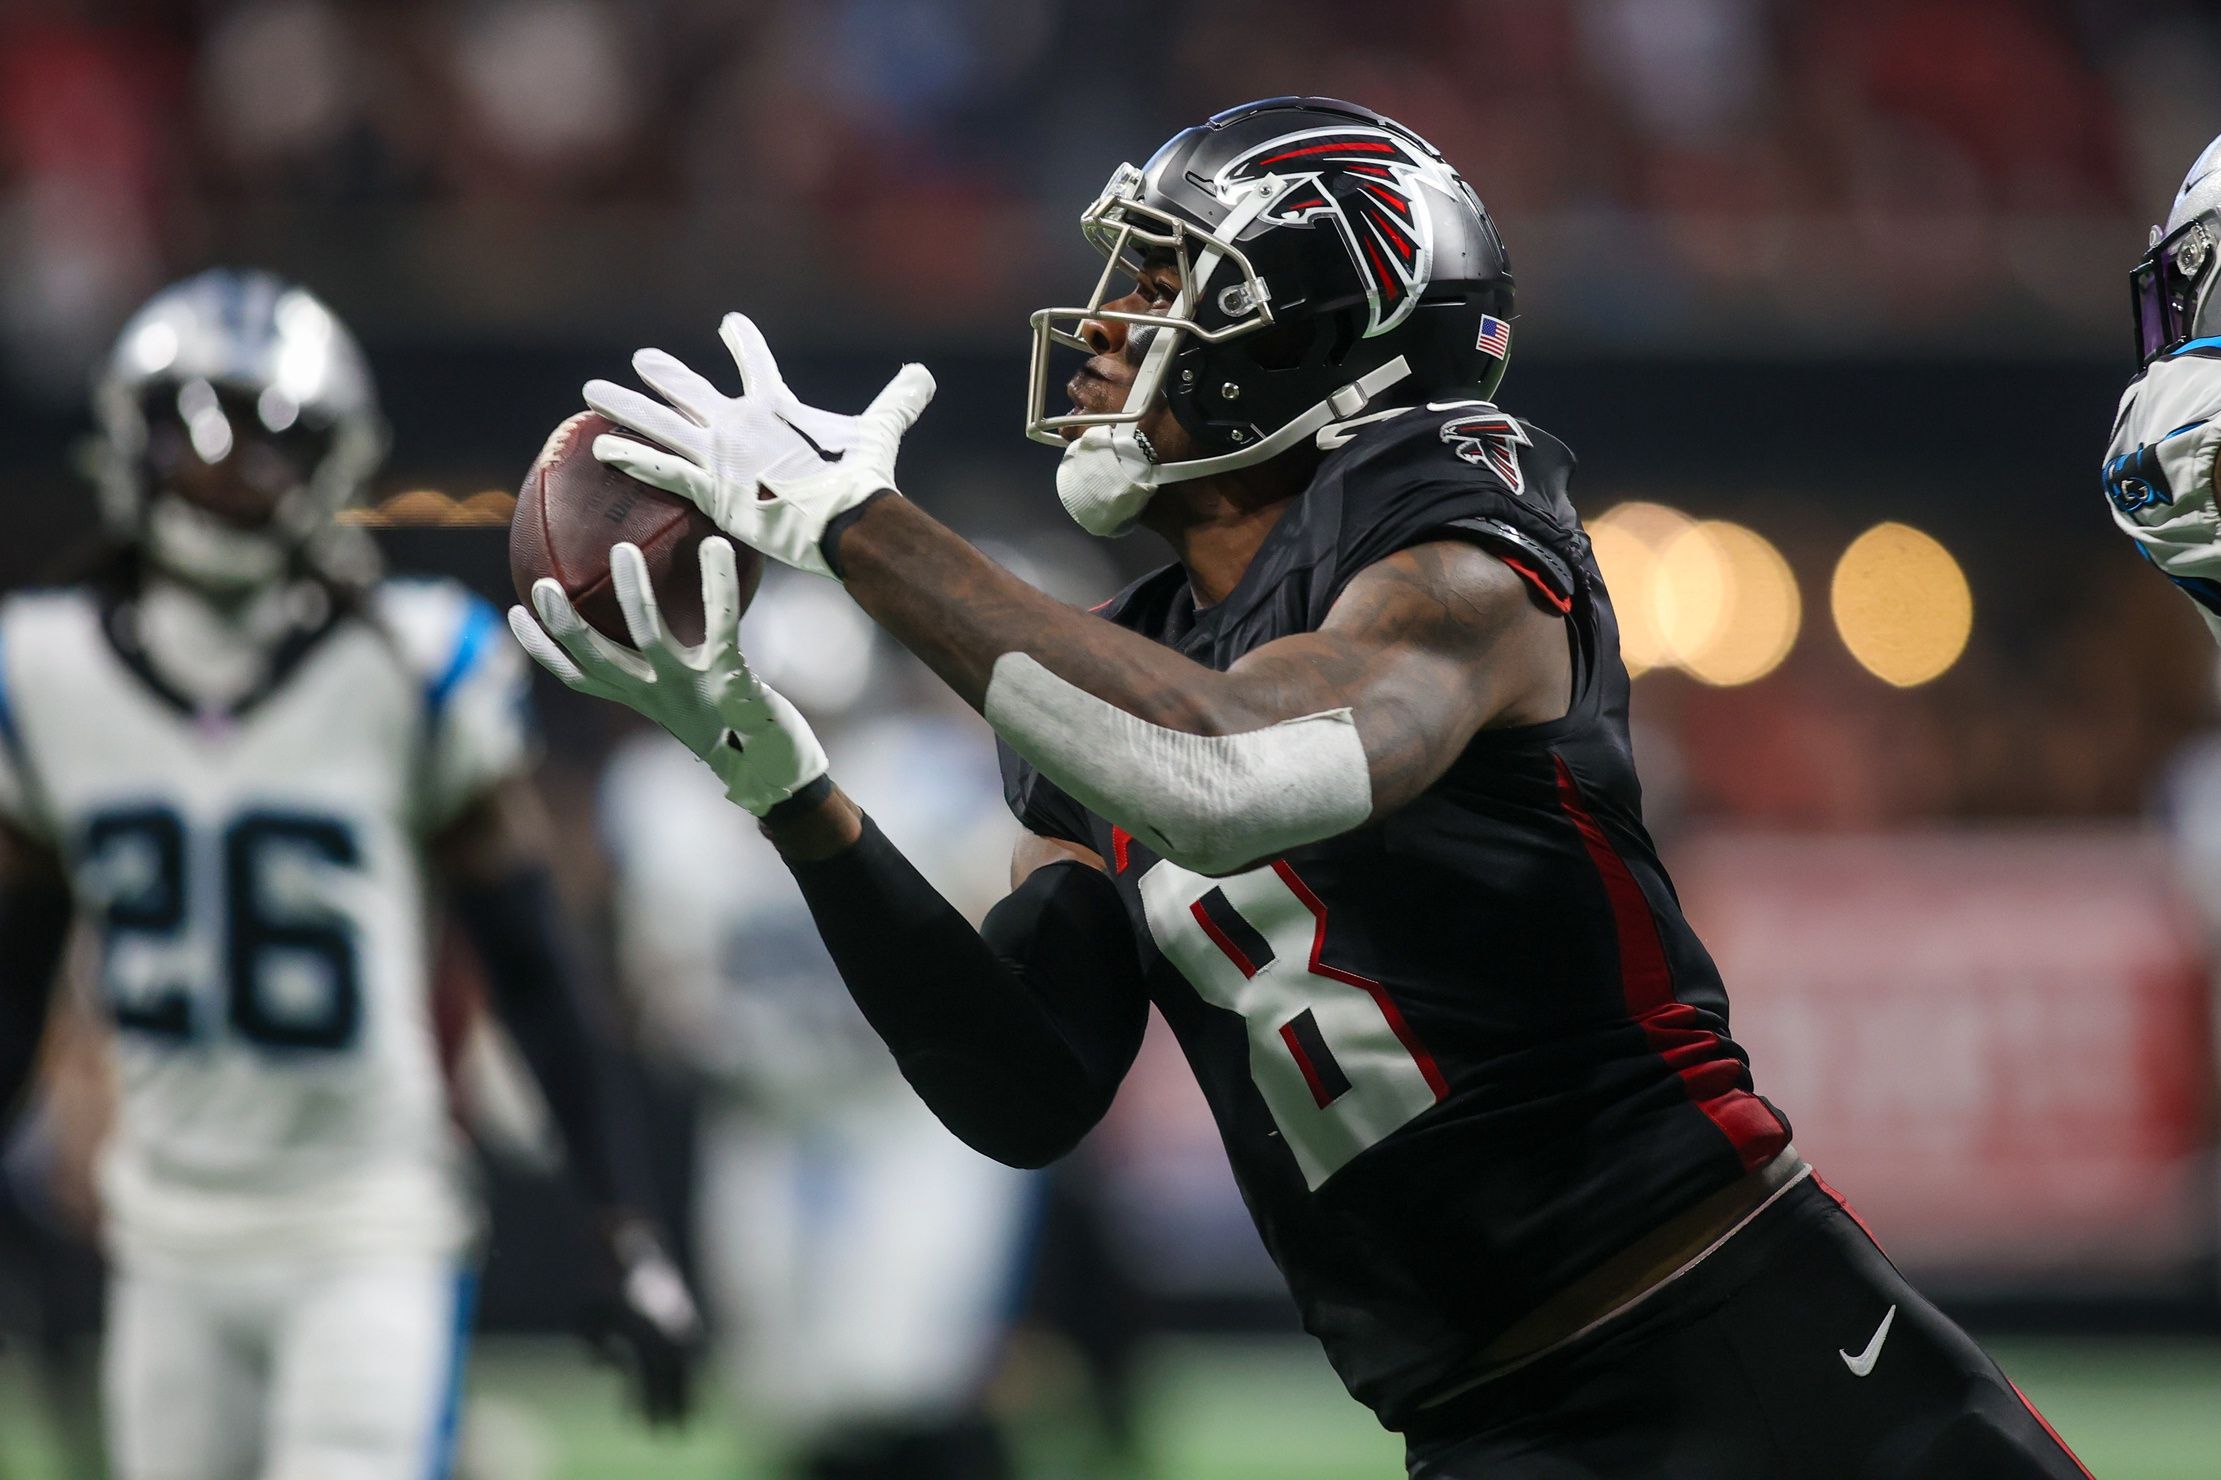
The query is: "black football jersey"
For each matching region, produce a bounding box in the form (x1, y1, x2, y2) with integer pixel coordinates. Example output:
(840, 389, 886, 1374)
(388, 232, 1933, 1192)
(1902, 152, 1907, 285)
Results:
(1000, 400, 1791, 1431)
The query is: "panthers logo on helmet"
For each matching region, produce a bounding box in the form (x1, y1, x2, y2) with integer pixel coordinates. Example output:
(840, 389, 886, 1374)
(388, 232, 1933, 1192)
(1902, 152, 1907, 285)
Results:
(1213, 127, 1446, 339)
(1439, 408, 1530, 493)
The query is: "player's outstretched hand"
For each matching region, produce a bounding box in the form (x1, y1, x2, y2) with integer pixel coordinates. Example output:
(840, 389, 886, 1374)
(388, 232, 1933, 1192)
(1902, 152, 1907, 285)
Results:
(582, 312, 934, 580)
(586, 1216, 703, 1428)
(508, 536, 831, 816)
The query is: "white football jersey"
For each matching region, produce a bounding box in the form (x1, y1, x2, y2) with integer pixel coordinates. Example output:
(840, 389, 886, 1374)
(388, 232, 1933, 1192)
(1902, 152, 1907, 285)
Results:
(0, 577, 528, 1263)
(599, 710, 1015, 1124)
(601, 712, 1036, 1434)
(2106, 339, 2221, 643)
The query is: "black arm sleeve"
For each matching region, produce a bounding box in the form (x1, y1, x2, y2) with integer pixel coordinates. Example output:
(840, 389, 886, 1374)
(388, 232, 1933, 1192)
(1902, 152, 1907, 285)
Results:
(0, 871, 71, 1129)
(450, 866, 651, 1214)
(785, 815, 1148, 1168)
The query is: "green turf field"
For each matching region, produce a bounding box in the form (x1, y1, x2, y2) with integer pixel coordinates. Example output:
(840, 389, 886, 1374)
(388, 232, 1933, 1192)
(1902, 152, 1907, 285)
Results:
(2, 1333, 2215, 1477)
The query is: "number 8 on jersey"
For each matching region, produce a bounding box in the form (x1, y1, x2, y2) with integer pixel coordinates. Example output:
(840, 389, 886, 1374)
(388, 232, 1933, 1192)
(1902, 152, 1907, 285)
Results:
(1139, 857, 1446, 1188)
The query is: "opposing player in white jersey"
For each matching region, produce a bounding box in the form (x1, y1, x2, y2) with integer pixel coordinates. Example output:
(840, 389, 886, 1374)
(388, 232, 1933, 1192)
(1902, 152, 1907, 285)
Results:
(0, 269, 699, 1480)
(601, 583, 1036, 1480)
(2109, 131, 2221, 638)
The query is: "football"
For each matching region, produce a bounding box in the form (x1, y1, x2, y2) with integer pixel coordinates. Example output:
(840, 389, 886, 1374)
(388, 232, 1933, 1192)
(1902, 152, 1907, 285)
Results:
(509, 410, 758, 647)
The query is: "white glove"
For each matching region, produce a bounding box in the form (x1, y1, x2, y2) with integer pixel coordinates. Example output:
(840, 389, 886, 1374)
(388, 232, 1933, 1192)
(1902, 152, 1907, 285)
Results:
(583, 313, 935, 580)
(506, 537, 829, 816)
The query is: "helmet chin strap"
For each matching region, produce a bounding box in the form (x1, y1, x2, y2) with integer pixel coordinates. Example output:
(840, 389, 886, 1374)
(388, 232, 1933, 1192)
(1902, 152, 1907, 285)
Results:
(1054, 355, 1414, 538)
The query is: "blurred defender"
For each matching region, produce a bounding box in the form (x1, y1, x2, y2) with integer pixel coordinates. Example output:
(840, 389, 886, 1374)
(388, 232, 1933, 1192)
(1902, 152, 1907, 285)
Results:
(0, 270, 698, 1480)
(2109, 132, 2221, 631)
(603, 630, 1033, 1480)
(523, 99, 2093, 1478)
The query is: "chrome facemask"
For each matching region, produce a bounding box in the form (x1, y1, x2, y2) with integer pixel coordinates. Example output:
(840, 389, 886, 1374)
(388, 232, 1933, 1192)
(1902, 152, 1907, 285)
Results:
(1025, 162, 1284, 448)
(1027, 163, 1417, 535)
(2131, 214, 2218, 368)
(1029, 166, 1301, 535)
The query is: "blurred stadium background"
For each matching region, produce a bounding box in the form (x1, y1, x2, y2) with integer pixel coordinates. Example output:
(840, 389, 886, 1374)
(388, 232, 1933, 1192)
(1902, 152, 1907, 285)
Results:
(2, 1, 2220, 1476)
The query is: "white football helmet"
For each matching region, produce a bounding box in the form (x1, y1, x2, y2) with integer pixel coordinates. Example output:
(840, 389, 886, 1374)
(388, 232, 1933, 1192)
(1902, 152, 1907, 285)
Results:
(93, 269, 387, 591)
(2132, 133, 2221, 368)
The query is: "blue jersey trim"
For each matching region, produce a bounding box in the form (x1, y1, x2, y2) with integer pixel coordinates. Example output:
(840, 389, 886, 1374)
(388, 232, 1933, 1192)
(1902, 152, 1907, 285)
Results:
(2138, 545, 2221, 617)
(0, 627, 21, 766)
(422, 1268, 479, 1480)
(996, 1173, 1052, 1330)
(2164, 335, 2221, 360)
(426, 599, 499, 722)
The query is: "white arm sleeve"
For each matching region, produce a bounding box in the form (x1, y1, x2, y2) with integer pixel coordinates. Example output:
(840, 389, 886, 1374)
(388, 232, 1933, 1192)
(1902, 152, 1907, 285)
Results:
(2106, 353, 2221, 643)
(982, 651, 1372, 877)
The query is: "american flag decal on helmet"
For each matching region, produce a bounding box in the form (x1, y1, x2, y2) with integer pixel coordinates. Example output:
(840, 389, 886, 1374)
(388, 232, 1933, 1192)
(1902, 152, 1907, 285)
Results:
(1214, 127, 1450, 339)
(1439, 408, 1531, 493)
(1476, 315, 1511, 358)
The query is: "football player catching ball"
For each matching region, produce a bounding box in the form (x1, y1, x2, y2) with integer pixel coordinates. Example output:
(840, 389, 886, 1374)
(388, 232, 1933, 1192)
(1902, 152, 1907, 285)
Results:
(517, 98, 2092, 1478)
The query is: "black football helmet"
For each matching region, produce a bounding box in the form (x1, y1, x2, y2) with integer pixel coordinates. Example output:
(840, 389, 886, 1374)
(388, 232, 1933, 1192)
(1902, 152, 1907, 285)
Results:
(1027, 96, 1515, 483)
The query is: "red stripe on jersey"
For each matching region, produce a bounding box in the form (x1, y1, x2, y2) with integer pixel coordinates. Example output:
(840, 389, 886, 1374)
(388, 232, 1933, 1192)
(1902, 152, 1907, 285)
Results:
(1494, 554, 1573, 614)
(1110, 825, 1132, 873)
(1279, 1019, 1337, 1108)
(1191, 898, 1260, 978)
(2008, 1381, 2098, 1479)
(1811, 1168, 1883, 1248)
(1272, 861, 1449, 1099)
(1552, 755, 1783, 1172)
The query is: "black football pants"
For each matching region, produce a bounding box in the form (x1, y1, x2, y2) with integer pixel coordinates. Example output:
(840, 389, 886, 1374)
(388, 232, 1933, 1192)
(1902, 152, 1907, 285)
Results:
(1403, 1177, 2093, 1480)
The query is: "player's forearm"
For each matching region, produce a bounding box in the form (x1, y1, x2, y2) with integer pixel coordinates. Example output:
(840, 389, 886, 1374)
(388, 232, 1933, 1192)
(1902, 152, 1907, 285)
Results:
(450, 866, 653, 1216)
(835, 493, 1271, 732)
(780, 811, 1146, 1168)
(832, 495, 1380, 873)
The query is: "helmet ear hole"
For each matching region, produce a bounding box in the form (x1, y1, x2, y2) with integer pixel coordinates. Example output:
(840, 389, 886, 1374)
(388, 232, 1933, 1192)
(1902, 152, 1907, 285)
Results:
(1245, 317, 1313, 371)
(1321, 307, 1362, 368)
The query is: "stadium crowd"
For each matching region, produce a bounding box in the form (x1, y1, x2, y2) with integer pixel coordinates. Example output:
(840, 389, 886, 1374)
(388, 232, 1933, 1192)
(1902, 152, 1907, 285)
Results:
(2, 0, 2218, 390)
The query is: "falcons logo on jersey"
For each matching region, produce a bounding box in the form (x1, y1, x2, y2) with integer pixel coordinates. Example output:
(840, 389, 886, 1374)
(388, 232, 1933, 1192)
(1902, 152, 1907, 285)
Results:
(1438, 407, 1530, 493)
(1213, 127, 1444, 338)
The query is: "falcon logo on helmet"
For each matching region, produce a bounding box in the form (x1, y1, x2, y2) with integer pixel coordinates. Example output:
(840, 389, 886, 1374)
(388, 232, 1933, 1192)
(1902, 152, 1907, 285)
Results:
(1214, 128, 1443, 339)
(1438, 408, 1530, 494)
(1024, 97, 1517, 538)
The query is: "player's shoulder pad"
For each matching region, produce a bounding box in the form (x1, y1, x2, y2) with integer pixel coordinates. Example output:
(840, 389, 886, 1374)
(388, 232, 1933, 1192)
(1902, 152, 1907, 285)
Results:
(0, 585, 105, 681)
(0, 584, 100, 625)
(372, 575, 512, 722)
(1302, 398, 1585, 612)
(0, 587, 102, 781)
(1315, 396, 1575, 506)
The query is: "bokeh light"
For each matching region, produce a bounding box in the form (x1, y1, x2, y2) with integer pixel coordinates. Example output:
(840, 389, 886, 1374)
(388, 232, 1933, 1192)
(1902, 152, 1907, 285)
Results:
(1659, 520, 1802, 686)
(1589, 505, 1799, 685)
(1587, 501, 1695, 677)
(1830, 522, 1974, 687)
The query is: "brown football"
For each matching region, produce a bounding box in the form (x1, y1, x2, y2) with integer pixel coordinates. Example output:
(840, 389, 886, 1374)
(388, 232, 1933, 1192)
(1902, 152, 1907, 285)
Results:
(509, 411, 758, 648)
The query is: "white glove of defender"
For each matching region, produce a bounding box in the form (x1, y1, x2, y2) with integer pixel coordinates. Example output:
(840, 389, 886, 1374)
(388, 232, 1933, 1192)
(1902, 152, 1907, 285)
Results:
(583, 313, 935, 580)
(506, 537, 829, 816)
